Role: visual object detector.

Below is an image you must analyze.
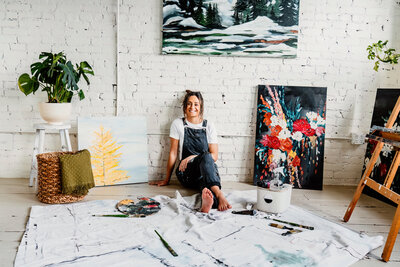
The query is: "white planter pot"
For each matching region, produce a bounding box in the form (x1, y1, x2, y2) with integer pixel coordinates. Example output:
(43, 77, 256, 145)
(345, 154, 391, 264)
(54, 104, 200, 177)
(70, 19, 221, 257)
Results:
(257, 184, 292, 214)
(38, 102, 72, 125)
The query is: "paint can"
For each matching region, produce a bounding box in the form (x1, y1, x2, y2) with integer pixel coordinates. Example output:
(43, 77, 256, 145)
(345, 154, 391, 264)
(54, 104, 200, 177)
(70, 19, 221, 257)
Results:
(256, 184, 292, 213)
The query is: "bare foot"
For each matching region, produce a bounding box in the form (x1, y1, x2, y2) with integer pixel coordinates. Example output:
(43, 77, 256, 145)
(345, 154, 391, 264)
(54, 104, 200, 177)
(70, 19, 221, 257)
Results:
(200, 188, 214, 213)
(217, 194, 232, 211)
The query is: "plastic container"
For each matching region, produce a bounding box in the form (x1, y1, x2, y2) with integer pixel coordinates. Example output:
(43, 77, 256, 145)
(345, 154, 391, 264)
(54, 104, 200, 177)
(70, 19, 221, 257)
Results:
(256, 184, 292, 213)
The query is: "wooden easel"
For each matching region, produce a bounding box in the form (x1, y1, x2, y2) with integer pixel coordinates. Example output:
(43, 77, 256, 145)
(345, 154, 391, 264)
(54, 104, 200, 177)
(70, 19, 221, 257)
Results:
(344, 96, 400, 262)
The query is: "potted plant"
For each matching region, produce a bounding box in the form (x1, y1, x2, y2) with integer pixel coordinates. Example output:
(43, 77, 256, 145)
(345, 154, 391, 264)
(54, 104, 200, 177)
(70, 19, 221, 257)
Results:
(18, 52, 94, 125)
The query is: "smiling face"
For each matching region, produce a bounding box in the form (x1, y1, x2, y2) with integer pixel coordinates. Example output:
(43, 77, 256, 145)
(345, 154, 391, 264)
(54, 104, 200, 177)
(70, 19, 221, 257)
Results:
(185, 95, 201, 120)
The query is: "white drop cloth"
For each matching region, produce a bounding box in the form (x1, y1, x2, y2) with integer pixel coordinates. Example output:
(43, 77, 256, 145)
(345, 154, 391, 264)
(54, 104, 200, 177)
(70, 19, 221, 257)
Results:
(15, 190, 383, 266)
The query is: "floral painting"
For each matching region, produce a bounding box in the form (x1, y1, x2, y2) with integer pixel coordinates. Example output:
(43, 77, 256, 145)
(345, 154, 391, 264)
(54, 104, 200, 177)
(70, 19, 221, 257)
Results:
(363, 89, 400, 204)
(78, 117, 148, 186)
(162, 0, 300, 57)
(254, 85, 327, 190)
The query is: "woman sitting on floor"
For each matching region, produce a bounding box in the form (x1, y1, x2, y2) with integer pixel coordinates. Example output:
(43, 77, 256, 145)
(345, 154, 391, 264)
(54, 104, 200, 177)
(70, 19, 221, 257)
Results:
(150, 90, 231, 213)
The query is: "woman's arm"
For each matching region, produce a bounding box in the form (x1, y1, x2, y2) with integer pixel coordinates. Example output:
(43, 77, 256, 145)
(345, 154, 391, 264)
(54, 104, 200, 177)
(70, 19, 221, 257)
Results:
(209, 143, 218, 162)
(149, 138, 179, 186)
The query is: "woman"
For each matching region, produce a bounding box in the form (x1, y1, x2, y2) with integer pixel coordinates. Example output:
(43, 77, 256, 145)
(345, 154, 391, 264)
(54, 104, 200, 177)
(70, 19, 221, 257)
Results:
(150, 90, 231, 213)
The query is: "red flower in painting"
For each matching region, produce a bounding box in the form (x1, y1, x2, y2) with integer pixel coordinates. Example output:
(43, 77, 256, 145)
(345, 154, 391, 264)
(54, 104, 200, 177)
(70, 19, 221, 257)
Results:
(292, 156, 301, 167)
(280, 138, 293, 152)
(260, 135, 281, 149)
(293, 119, 311, 134)
(303, 127, 316, 136)
(270, 125, 282, 137)
(263, 112, 272, 125)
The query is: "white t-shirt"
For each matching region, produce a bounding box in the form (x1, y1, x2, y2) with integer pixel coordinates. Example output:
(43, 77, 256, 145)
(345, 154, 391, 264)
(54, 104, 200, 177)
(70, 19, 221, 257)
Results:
(169, 118, 218, 160)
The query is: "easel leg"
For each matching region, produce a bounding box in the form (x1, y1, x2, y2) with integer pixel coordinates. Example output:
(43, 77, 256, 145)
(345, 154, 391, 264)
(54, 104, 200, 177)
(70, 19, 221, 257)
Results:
(382, 205, 400, 262)
(343, 142, 384, 222)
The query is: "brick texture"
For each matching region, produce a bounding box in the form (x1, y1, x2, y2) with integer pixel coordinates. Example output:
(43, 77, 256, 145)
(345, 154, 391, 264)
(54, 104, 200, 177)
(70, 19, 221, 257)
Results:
(0, 0, 399, 185)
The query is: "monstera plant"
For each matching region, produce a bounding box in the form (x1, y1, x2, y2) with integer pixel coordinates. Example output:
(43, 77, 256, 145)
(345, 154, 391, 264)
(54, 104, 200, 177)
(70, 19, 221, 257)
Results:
(17, 52, 94, 124)
(18, 52, 94, 103)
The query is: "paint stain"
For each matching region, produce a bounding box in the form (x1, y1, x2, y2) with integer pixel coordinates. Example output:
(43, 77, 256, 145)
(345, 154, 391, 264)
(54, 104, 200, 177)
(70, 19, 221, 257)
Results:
(255, 245, 316, 267)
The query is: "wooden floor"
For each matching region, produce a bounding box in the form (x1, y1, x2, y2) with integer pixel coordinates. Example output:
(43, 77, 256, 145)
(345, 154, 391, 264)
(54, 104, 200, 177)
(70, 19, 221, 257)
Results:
(1, 179, 400, 267)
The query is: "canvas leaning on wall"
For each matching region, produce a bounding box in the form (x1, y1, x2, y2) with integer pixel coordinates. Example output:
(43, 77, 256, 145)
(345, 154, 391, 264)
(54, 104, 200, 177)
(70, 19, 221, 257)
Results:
(78, 117, 148, 186)
(362, 88, 400, 204)
(254, 85, 327, 190)
(162, 0, 300, 57)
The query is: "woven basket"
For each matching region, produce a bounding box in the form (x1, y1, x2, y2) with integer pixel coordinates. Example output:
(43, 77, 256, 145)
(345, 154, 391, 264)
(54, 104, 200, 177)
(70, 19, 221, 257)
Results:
(37, 152, 86, 204)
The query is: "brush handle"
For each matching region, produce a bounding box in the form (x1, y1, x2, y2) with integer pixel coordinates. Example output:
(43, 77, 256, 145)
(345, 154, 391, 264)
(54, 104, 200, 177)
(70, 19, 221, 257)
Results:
(155, 230, 178, 257)
(272, 218, 314, 230)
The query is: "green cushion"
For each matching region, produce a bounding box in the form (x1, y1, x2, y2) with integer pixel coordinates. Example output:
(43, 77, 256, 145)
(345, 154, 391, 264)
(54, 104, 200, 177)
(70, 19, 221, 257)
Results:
(60, 149, 95, 195)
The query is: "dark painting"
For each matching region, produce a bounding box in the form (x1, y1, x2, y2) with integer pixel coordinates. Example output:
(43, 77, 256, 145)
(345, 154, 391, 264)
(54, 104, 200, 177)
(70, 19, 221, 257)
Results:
(363, 89, 400, 204)
(254, 85, 327, 190)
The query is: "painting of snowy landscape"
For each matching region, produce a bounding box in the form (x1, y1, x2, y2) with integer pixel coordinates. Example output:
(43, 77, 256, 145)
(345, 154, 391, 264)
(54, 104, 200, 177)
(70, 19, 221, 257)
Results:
(162, 0, 300, 57)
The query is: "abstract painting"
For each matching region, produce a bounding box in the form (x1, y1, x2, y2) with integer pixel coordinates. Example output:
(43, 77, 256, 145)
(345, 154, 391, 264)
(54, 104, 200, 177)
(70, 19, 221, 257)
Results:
(254, 85, 327, 190)
(78, 117, 148, 186)
(162, 0, 300, 57)
(363, 89, 400, 204)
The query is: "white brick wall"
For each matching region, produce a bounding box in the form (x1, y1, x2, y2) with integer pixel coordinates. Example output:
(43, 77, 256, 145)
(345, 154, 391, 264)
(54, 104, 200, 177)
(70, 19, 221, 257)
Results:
(1, 0, 399, 186)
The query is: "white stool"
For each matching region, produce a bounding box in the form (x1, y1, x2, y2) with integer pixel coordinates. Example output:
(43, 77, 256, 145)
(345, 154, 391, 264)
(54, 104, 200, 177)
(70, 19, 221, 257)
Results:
(29, 123, 72, 187)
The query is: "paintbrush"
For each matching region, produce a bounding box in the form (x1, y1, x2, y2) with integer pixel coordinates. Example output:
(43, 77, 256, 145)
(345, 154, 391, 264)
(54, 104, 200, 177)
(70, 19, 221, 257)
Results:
(272, 218, 314, 230)
(92, 214, 146, 218)
(282, 229, 302, 236)
(232, 210, 256, 215)
(154, 230, 178, 257)
(268, 223, 294, 230)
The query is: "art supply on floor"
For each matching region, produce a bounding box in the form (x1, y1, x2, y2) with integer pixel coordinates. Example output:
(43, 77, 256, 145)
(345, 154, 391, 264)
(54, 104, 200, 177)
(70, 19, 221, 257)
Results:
(268, 223, 294, 230)
(282, 229, 302, 236)
(116, 197, 161, 217)
(272, 218, 314, 230)
(154, 230, 178, 257)
(257, 184, 292, 213)
(232, 210, 256, 215)
(92, 214, 146, 218)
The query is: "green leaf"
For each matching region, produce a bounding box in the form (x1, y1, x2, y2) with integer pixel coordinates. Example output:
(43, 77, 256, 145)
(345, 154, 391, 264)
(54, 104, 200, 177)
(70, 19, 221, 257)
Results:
(373, 61, 380, 71)
(61, 61, 78, 91)
(78, 90, 85, 100)
(18, 73, 39, 95)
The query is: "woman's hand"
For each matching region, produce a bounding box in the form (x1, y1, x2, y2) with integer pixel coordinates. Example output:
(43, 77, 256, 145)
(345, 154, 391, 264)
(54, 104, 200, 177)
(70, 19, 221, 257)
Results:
(149, 179, 169, 186)
(179, 155, 197, 172)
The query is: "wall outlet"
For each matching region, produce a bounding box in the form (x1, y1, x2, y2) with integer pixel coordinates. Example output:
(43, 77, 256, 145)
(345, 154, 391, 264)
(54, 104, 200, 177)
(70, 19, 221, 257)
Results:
(351, 133, 365, 145)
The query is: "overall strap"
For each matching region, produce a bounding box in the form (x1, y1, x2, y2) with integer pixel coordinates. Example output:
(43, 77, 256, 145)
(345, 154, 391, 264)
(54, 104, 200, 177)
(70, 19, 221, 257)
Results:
(182, 118, 207, 128)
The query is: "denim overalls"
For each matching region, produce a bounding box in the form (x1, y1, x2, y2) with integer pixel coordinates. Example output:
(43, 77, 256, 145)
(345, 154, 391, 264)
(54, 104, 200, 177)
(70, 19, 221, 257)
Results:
(175, 118, 221, 208)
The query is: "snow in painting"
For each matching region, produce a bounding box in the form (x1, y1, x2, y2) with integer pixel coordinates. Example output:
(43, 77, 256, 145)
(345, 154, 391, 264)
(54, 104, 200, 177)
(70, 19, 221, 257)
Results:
(162, 0, 300, 57)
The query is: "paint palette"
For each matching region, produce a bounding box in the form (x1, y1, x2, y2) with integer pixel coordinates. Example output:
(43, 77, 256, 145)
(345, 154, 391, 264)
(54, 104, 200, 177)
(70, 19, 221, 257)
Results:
(116, 197, 161, 217)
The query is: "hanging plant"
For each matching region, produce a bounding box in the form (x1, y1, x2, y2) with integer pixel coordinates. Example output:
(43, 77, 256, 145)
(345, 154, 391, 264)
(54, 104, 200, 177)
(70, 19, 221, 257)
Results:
(367, 40, 400, 71)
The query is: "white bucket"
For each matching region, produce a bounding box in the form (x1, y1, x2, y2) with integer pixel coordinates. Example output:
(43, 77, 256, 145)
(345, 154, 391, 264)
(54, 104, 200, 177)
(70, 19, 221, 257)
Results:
(256, 184, 292, 214)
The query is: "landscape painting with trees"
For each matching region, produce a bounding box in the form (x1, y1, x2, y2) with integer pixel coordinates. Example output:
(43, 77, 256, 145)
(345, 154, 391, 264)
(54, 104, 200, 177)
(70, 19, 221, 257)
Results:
(162, 0, 300, 57)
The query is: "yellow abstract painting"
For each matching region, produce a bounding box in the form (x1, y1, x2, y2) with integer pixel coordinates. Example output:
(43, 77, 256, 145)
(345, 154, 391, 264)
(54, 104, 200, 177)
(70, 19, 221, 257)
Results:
(78, 117, 148, 186)
(90, 125, 130, 185)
